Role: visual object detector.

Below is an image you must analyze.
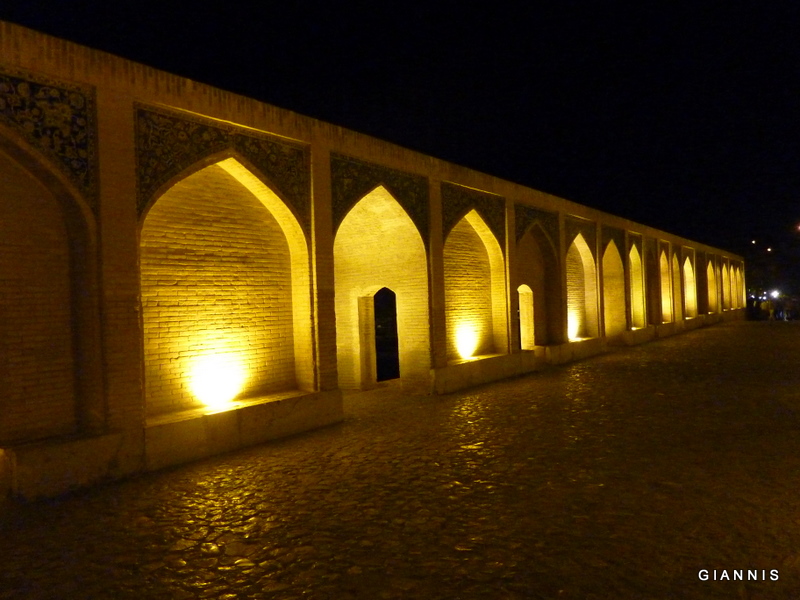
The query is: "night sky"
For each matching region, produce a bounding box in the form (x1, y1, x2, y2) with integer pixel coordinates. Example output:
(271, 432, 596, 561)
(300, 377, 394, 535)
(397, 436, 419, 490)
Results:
(3, 3, 800, 290)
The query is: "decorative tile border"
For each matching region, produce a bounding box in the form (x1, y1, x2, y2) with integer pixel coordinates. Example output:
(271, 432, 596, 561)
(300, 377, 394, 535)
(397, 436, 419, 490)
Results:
(565, 216, 597, 258)
(515, 204, 559, 248)
(441, 182, 505, 249)
(0, 68, 97, 210)
(601, 225, 626, 256)
(330, 153, 429, 243)
(135, 106, 310, 231)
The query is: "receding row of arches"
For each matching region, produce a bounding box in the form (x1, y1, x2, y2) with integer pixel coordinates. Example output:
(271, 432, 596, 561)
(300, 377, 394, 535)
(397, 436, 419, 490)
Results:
(1, 145, 747, 440)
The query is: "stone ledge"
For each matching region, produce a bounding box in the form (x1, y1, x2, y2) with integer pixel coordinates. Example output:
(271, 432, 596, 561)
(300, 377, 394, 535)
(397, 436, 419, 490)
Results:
(433, 351, 546, 394)
(1, 432, 130, 501)
(145, 390, 343, 471)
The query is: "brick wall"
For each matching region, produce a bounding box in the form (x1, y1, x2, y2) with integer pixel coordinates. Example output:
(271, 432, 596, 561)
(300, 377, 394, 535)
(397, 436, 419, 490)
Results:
(444, 216, 495, 360)
(722, 265, 731, 310)
(660, 252, 673, 322)
(602, 242, 626, 336)
(629, 246, 646, 328)
(683, 258, 698, 317)
(707, 262, 718, 313)
(672, 254, 683, 321)
(333, 187, 430, 389)
(140, 164, 296, 417)
(517, 231, 544, 347)
(0, 149, 76, 442)
(566, 235, 598, 339)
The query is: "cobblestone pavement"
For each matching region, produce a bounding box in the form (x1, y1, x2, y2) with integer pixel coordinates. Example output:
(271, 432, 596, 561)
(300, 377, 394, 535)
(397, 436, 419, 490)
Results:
(4, 321, 800, 599)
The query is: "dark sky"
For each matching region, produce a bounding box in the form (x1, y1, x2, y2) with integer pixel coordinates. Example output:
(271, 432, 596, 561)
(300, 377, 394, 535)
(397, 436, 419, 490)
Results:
(3, 3, 800, 279)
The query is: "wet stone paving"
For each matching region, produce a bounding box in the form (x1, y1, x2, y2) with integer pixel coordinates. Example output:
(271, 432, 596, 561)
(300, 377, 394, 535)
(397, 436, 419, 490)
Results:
(4, 321, 800, 599)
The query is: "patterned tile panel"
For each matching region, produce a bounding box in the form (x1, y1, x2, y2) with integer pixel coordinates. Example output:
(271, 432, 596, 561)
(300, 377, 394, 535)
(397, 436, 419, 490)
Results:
(601, 225, 626, 255)
(514, 204, 559, 248)
(330, 153, 429, 243)
(0, 69, 97, 210)
(565, 216, 597, 259)
(441, 182, 505, 249)
(135, 106, 310, 231)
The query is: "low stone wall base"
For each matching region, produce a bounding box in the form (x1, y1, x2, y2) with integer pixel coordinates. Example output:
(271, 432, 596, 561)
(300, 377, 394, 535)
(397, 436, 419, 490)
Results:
(145, 390, 343, 471)
(432, 350, 547, 394)
(1, 431, 140, 501)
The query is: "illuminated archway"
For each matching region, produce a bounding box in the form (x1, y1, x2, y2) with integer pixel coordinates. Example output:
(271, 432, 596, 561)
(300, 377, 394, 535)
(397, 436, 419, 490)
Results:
(629, 245, 646, 328)
(517, 284, 535, 350)
(517, 224, 561, 345)
(566, 234, 598, 340)
(660, 251, 672, 323)
(0, 138, 99, 442)
(444, 210, 507, 360)
(735, 265, 745, 308)
(672, 254, 683, 322)
(722, 264, 731, 310)
(602, 241, 626, 337)
(140, 157, 310, 415)
(683, 257, 697, 317)
(334, 186, 429, 388)
(707, 261, 718, 313)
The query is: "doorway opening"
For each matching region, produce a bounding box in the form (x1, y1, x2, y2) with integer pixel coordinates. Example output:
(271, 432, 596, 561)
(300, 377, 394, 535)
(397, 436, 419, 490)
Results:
(374, 288, 400, 381)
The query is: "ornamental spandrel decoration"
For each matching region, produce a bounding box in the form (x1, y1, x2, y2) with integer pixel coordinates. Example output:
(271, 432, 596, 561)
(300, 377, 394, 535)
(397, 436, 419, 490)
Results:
(565, 216, 597, 259)
(514, 204, 559, 248)
(627, 232, 643, 255)
(441, 182, 505, 250)
(0, 69, 97, 210)
(601, 225, 626, 256)
(330, 153, 429, 243)
(135, 106, 310, 231)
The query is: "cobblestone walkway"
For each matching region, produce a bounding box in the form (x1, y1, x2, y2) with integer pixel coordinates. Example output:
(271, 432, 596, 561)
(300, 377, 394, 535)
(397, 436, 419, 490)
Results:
(3, 321, 800, 599)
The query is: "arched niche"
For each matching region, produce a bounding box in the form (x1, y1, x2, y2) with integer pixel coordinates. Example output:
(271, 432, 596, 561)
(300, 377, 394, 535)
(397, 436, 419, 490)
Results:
(602, 241, 626, 337)
(629, 245, 646, 328)
(140, 157, 312, 417)
(672, 254, 683, 322)
(722, 264, 731, 310)
(660, 251, 673, 323)
(517, 223, 561, 345)
(645, 248, 661, 326)
(0, 130, 102, 443)
(707, 261, 718, 313)
(444, 209, 507, 360)
(566, 233, 598, 340)
(683, 257, 698, 317)
(734, 265, 745, 308)
(333, 186, 430, 389)
(517, 284, 535, 350)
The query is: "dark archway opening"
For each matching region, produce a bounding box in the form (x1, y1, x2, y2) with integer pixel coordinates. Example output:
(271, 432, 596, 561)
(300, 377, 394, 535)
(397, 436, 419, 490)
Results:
(374, 287, 400, 381)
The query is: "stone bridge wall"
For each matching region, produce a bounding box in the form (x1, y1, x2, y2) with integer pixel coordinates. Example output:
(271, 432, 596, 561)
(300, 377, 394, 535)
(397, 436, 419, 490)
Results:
(0, 21, 744, 499)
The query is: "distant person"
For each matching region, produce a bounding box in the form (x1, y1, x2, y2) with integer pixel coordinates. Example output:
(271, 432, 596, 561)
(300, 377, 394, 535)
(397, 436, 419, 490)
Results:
(766, 299, 775, 321)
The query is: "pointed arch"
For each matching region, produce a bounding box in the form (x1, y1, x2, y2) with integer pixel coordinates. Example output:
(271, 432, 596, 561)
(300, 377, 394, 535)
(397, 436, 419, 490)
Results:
(735, 265, 745, 308)
(683, 257, 697, 317)
(722, 264, 731, 310)
(0, 128, 102, 442)
(660, 250, 673, 322)
(566, 233, 598, 340)
(707, 260, 718, 313)
(672, 254, 683, 322)
(140, 157, 312, 417)
(602, 240, 626, 337)
(334, 186, 430, 389)
(445, 209, 507, 360)
(517, 222, 562, 345)
(629, 245, 646, 328)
